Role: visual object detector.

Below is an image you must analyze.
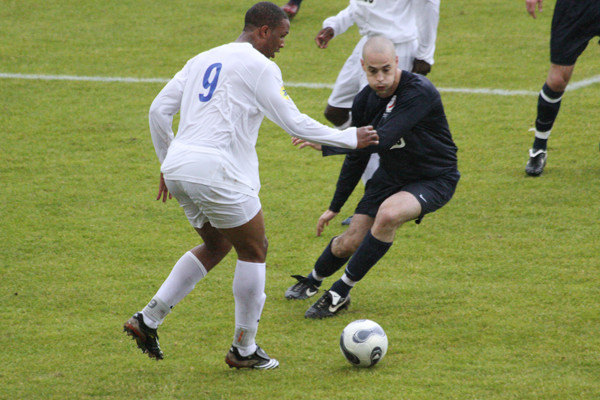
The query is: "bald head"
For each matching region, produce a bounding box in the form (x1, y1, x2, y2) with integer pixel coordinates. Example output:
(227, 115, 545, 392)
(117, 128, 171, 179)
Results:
(362, 35, 396, 60)
(360, 35, 400, 98)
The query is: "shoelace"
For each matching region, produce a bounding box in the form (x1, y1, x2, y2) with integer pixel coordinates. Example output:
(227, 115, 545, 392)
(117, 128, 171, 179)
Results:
(316, 292, 332, 307)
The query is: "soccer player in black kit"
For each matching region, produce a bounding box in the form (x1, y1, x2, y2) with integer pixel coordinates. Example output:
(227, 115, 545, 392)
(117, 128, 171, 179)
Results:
(285, 35, 460, 319)
(524, 0, 600, 176)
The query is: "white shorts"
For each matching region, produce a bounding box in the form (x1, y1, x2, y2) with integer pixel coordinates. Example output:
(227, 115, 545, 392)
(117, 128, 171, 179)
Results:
(327, 37, 418, 109)
(165, 179, 262, 230)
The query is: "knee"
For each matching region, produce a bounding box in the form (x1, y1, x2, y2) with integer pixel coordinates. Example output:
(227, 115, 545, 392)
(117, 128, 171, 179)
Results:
(332, 235, 362, 258)
(546, 76, 568, 92)
(377, 208, 404, 228)
(372, 209, 405, 238)
(546, 67, 572, 92)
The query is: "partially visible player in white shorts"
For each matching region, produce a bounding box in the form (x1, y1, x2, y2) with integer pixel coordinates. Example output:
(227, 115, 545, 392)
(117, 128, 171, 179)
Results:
(315, 0, 440, 185)
(165, 179, 262, 230)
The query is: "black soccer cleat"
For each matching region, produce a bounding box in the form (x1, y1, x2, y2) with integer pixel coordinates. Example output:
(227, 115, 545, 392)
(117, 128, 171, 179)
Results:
(305, 290, 350, 319)
(123, 312, 164, 360)
(225, 345, 279, 369)
(525, 148, 547, 176)
(284, 275, 319, 300)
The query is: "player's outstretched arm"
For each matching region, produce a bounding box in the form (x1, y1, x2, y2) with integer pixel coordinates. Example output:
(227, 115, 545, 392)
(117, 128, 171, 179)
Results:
(295, 126, 379, 155)
(258, 62, 364, 149)
(356, 126, 378, 149)
(525, 0, 543, 18)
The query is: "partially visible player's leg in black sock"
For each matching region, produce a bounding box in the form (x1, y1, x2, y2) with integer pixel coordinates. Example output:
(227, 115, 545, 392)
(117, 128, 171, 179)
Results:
(533, 83, 564, 150)
(330, 230, 392, 298)
(306, 237, 350, 287)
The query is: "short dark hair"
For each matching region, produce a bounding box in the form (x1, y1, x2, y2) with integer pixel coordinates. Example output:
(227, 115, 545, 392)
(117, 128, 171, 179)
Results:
(244, 2, 288, 31)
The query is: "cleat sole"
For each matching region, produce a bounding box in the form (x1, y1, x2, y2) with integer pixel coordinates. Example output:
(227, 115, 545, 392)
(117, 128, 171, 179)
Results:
(123, 319, 164, 360)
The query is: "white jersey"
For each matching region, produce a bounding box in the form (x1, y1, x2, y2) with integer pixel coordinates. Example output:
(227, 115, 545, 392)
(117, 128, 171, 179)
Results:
(323, 0, 440, 64)
(150, 42, 358, 197)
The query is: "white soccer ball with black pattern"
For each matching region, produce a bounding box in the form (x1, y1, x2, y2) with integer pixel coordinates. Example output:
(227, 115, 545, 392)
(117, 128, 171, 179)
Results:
(339, 319, 388, 368)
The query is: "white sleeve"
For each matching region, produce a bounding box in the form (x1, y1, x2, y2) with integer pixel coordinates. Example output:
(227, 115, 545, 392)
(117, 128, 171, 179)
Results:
(412, 0, 440, 65)
(322, 3, 355, 38)
(255, 63, 357, 149)
(148, 65, 187, 164)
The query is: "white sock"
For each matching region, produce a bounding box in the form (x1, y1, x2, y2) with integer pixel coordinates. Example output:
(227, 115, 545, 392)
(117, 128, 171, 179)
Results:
(232, 260, 266, 357)
(529, 127, 551, 140)
(142, 251, 208, 328)
(534, 129, 552, 140)
(310, 269, 324, 282)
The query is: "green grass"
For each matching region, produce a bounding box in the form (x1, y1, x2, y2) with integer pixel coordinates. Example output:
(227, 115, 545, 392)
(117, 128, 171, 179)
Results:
(1, 0, 599, 399)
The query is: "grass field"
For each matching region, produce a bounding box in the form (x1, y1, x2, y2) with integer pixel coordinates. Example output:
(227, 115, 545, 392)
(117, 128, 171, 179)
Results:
(1, 1, 599, 399)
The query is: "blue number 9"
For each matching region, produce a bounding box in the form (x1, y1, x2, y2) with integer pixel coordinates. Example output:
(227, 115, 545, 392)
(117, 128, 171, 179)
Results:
(198, 63, 222, 102)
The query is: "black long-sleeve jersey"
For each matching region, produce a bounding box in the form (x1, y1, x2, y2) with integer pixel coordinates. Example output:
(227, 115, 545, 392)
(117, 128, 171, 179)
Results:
(323, 71, 458, 212)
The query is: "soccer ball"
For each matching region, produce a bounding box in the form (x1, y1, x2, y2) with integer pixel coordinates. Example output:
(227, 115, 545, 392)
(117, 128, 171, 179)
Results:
(339, 319, 388, 367)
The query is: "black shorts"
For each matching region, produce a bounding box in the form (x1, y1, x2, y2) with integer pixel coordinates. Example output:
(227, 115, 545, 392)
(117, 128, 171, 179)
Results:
(550, 0, 600, 66)
(354, 170, 460, 224)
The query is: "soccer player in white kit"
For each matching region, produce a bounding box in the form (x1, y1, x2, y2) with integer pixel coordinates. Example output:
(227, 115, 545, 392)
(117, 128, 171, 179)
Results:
(315, 0, 440, 189)
(123, 2, 378, 369)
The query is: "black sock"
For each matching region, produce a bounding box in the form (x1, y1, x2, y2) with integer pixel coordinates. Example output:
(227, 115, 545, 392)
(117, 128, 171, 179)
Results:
(329, 232, 393, 299)
(532, 137, 548, 151)
(330, 279, 353, 298)
(310, 237, 349, 285)
(345, 230, 392, 283)
(533, 83, 563, 151)
(306, 271, 322, 287)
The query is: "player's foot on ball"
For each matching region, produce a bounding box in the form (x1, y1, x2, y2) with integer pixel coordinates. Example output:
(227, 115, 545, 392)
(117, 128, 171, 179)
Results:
(525, 148, 547, 176)
(305, 290, 350, 319)
(123, 312, 164, 360)
(285, 275, 319, 300)
(341, 216, 353, 226)
(281, 1, 299, 19)
(225, 345, 279, 369)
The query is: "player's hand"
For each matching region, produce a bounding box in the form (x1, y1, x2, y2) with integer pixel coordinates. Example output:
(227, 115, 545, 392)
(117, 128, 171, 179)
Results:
(412, 59, 431, 76)
(355, 125, 378, 149)
(525, 0, 542, 18)
(291, 137, 322, 151)
(315, 27, 334, 49)
(317, 209, 339, 236)
(156, 173, 172, 202)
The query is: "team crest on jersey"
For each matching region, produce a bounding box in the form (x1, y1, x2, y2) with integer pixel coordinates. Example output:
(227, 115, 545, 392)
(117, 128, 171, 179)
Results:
(386, 95, 396, 112)
(280, 86, 290, 100)
(380, 95, 396, 124)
